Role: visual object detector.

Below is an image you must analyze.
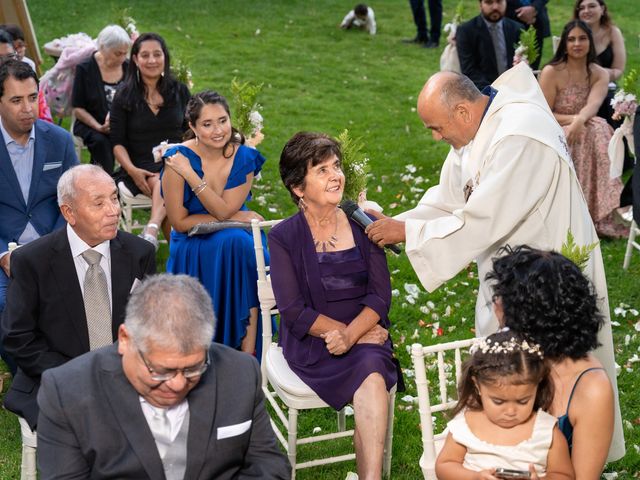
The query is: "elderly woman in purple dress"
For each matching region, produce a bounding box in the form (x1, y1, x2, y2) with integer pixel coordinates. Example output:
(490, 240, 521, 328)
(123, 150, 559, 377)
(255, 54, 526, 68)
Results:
(269, 131, 398, 479)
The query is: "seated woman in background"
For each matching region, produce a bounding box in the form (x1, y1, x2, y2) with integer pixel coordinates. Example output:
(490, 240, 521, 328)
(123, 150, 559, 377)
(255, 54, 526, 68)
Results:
(72, 25, 130, 174)
(573, 0, 626, 123)
(487, 245, 621, 479)
(269, 132, 398, 479)
(539, 20, 625, 238)
(110, 32, 190, 248)
(161, 91, 265, 354)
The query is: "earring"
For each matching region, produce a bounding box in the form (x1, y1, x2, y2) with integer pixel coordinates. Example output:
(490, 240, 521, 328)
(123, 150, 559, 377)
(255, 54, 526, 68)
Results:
(136, 69, 140, 83)
(298, 197, 307, 211)
(195, 135, 199, 145)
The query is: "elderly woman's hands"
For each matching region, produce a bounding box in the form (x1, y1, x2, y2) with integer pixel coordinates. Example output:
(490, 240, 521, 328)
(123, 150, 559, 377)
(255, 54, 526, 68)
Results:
(357, 324, 388, 345)
(322, 324, 389, 355)
(322, 329, 354, 355)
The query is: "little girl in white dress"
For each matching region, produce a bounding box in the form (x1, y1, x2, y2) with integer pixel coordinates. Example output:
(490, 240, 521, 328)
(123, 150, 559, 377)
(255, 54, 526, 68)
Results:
(436, 331, 574, 479)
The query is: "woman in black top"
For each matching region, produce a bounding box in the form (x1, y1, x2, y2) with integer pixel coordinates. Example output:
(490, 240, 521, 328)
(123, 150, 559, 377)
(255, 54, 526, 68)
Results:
(111, 32, 191, 247)
(72, 25, 131, 173)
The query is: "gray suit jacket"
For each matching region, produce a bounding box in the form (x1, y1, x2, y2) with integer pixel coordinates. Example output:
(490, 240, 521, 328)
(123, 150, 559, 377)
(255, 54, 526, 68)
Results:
(37, 343, 291, 479)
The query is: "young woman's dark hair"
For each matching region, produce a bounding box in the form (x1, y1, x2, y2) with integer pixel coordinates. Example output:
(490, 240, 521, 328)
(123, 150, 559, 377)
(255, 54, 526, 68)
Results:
(486, 245, 603, 360)
(117, 32, 178, 111)
(573, 0, 612, 28)
(546, 20, 597, 83)
(279, 131, 342, 204)
(183, 90, 244, 158)
(453, 330, 554, 417)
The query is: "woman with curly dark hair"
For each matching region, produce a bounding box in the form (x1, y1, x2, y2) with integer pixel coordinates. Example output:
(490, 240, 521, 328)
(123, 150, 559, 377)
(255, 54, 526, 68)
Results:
(486, 245, 623, 478)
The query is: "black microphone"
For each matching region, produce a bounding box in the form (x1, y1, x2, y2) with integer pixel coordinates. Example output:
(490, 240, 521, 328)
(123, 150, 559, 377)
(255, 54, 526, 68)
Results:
(340, 200, 402, 255)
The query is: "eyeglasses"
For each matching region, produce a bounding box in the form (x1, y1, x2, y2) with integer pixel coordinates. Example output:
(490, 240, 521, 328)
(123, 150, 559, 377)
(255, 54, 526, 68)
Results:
(0, 52, 18, 61)
(137, 346, 210, 382)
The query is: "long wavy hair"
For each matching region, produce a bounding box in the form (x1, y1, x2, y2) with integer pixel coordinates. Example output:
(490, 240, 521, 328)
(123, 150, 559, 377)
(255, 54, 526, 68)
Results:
(183, 90, 244, 159)
(546, 20, 596, 83)
(117, 32, 179, 111)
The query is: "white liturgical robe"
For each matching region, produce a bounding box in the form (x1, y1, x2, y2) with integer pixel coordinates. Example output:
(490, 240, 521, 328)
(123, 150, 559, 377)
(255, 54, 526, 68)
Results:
(397, 62, 624, 461)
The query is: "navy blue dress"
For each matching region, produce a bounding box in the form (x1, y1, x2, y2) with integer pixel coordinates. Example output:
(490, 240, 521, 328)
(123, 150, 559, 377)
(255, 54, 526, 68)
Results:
(163, 144, 267, 351)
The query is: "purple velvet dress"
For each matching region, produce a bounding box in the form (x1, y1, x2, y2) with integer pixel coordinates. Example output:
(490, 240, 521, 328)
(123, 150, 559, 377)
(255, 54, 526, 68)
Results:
(269, 212, 397, 410)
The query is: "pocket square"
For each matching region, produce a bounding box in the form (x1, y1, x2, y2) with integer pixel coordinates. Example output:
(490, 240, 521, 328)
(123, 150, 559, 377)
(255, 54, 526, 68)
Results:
(130, 278, 142, 294)
(43, 162, 62, 171)
(217, 419, 252, 440)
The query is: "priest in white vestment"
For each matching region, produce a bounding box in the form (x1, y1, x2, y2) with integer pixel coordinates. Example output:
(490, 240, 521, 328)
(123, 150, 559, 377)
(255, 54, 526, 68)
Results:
(366, 63, 624, 461)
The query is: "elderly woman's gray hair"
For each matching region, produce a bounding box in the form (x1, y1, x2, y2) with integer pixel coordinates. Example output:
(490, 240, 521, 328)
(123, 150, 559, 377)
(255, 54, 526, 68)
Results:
(96, 25, 132, 51)
(57, 164, 112, 206)
(125, 274, 215, 353)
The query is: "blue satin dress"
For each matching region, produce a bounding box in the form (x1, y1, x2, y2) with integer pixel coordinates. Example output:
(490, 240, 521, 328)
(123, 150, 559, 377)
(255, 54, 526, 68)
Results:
(163, 144, 268, 353)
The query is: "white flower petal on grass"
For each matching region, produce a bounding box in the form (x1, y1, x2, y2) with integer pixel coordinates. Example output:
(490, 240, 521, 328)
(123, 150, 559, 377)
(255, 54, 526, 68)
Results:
(634, 320, 640, 332)
(405, 296, 416, 305)
(405, 164, 417, 173)
(401, 395, 416, 403)
(268, 207, 278, 213)
(611, 321, 620, 326)
(255, 28, 261, 35)
(625, 335, 631, 346)
(630, 309, 639, 316)
(628, 354, 640, 363)
(624, 419, 633, 429)
(419, 306, 430, 314)
(405, 283, 421, 298)
(403, 369, 415, 378)
(615, 362, 621, 376)
(602, 473, 618, 480)
(343, 406, 354, 416)
(312, 426, 322, 434)
(426, 301, 435, 309)
(391, 289, 400, 297)
(411, 328, 419, 339)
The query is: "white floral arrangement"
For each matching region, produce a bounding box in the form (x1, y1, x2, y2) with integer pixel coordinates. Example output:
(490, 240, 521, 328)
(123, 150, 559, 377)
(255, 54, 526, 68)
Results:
(171, 57, 194, 90)
(117, 8, 139, 42)
(513, 26, 539, 66)
(230, 78, 264, 147)
(611, 69, 638, 121)
(443, 1, 464, 43)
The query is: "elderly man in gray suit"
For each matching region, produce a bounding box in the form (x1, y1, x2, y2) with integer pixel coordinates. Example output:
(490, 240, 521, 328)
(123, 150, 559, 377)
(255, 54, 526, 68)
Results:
(36, 274, 291, 480)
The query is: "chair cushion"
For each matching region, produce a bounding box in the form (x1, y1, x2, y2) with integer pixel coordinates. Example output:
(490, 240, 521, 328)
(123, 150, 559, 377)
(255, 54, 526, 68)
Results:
(266, 345, 319, 399)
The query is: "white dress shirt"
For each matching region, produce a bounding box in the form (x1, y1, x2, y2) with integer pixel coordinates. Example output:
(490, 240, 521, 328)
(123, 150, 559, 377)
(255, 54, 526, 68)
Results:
(66, 223, 112, 302)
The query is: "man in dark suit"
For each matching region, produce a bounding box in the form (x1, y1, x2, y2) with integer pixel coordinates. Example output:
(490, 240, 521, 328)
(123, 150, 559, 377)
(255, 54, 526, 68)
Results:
(404, 0, 443, 48)
(1, 164, 156, 430)
(0, 59, 78, 372)
(506, 0, 550, 70)
(456, 0, 524, 90)
(37, 274, 290, 479)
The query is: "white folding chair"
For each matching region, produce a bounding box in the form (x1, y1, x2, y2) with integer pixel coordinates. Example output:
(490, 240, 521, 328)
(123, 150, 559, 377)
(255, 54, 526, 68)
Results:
(623, 220, 640, 269)
(411, 338, 476, 480)
(251, 219, 396, 479)
(17, 416, 37, 480)
(117, 181, 153, 233)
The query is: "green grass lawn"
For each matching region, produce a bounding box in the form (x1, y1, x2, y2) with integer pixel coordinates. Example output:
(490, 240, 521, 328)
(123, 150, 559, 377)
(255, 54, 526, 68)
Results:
(1, 0, 639, 478)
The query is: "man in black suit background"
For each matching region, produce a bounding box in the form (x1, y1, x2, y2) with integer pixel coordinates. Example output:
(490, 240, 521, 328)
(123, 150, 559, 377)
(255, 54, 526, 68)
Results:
(506, 0, 550, 70)
(1, 164, 156, 431)
(456, 0, 524, 90)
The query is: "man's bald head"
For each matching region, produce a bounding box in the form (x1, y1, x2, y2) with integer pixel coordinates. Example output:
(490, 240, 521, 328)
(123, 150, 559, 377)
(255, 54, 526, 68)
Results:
(417, 71, 487, 150)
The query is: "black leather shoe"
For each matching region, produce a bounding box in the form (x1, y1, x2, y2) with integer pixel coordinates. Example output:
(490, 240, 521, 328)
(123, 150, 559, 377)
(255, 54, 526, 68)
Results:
(423, 40, 440, 48)
(402, 36, 427, 44)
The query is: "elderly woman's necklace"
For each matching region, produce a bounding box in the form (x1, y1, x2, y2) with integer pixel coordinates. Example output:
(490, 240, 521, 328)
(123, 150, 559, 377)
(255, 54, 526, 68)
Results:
(308, 209, 339, 252)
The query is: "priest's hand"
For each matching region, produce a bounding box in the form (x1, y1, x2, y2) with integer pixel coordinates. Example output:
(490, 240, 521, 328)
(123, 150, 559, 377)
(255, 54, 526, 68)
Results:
(364, 210, 406, 248)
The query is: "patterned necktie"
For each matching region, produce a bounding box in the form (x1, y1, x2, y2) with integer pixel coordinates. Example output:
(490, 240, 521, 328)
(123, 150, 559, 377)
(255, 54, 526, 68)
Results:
(488, 23, 508, 75)
(81, 249, 112, 350)
(149, 409, 172, 459)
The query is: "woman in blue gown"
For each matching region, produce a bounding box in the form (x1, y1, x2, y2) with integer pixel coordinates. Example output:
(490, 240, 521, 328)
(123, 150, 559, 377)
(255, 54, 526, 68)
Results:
(161, 91, 266, 354)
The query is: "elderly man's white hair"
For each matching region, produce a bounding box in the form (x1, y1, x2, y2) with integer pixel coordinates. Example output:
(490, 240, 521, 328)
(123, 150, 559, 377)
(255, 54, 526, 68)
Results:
(125, 274, 215, 354)
(57, 164, 113, 206)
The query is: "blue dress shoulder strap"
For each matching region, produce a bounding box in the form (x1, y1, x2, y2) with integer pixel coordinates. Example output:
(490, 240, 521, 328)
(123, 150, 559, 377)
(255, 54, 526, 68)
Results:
(557, 367, 605, 452)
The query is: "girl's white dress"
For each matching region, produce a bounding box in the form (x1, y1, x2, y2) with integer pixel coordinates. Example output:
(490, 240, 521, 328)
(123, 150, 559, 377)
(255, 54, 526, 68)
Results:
(447, 409, 557, 474)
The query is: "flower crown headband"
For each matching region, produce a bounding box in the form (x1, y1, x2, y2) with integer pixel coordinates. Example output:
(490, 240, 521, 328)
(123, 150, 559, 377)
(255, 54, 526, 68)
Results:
(470, 336, 544, 359)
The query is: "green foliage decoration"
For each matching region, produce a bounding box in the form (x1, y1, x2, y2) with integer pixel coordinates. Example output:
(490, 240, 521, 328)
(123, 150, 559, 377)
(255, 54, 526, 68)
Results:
(337, 129, 370, 202)
(230, 78, 263, 138)
(560, 230, 598, 272)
